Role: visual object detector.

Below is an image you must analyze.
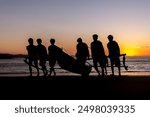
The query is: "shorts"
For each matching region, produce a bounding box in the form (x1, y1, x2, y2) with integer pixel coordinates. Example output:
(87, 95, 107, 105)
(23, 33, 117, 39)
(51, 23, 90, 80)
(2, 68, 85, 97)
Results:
(49, 60, 56, 67)
(93, 58, 106, 68)
(110, 57, 120, 66)
(39, 60, 46, 66)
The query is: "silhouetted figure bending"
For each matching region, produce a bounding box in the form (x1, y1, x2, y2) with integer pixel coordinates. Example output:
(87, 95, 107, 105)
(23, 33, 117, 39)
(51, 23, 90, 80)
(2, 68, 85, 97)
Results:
(26, 38, 39, 76)
(76, 38, 89, 66)
(48, 38, 60, 76)
(91, 34, 106, 76)
(37, 38, 48, 76)
(107, 35, 121, 76)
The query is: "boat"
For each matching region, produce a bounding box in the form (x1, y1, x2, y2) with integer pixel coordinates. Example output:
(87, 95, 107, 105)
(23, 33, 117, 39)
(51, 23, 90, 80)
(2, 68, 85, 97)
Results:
(24, 48, 92, 76)
(56, 49, 92, 76)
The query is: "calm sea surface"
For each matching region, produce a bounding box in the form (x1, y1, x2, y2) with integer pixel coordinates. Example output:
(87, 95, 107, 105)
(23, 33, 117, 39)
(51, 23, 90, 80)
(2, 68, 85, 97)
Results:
(0, 56, 150, 76)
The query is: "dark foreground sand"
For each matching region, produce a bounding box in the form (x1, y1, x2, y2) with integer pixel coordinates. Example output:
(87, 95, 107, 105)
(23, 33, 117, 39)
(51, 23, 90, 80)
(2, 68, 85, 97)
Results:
(0, 75, 150, 100)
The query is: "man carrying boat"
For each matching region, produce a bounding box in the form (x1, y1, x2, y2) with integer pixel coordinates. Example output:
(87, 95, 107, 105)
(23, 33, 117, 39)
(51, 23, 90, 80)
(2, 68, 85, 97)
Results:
(91, 34, 106, 76)
(37, 38, 48, 76)
(26, 38, 39, 76)
(107, 35, 121, 76)
(76, 38, 89, 67)
(48, 38, 60, 76)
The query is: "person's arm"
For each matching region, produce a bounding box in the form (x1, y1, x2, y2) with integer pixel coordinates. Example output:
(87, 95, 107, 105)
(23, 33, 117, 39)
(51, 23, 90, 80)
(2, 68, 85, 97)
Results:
(85, 44, 90, 59)
(90, 43, 93, 59)
(100, 42, 105, 55)
(76, 44, 78, 58)
(107, 43, 110, 57)
(44, 46, 48, 60)
(26, 46, 29, 60)
(115, 42, 120, 56)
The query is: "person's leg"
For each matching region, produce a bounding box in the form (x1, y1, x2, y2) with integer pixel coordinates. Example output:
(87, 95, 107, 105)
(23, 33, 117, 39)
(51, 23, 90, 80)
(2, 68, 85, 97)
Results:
(99, 60, 105, 76)
(29, 65, 32, 76)
(49, 68, 52, 76)
(52, 61, 56, 76)
(110, 59, 114, 76)
(83, 57, 87, 66)
(29, 60, 32, 76)
(42, 65, 47, 76)
(99, 58, 107, 76)
(43, 64, 48, 76)
(118, 66, 121, 76)
(34, 60, 39, 76)
(104, 65, 107, 75)
(93, 60, 100, 76)
(101, 67, 105, 76)
(105, 57, 108, 75)
(53, 68, 56, 76)
(40, 61, 47, 76)
(45, 63, 48, 76)
(49, 67, 56, 76)
(111, 65, 114, 76)
(49, 60, 56, 76)
(116, 58, 121, 76)
(77, 57, 85, 66)
(49, 61, 52, 76)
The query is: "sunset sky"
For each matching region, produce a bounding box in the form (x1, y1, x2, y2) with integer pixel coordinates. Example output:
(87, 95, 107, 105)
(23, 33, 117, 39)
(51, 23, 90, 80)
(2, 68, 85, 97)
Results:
(0, 0, 150, 56)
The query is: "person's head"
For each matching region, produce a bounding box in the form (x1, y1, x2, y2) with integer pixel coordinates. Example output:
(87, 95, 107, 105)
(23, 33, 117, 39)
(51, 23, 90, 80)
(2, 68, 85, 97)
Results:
(50, 38, 55, 45)
(28, 38, 33, 45)
(37, 38, 42, 45)
(77, 38, 82, 43)
(107, 35, 113, 42)
(92, 34, 98, 41)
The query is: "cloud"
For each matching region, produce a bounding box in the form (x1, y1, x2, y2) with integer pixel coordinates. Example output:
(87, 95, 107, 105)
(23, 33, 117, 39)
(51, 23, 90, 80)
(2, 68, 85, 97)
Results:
(137, 45, 150, 48)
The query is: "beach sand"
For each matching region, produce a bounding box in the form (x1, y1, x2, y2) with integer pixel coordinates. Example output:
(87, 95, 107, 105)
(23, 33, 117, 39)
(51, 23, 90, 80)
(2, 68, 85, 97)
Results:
(0, 75, 150, 100)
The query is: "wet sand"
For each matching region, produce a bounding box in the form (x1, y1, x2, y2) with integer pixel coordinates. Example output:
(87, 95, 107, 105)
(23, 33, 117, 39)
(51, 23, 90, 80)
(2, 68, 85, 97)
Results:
(0, 75, 150, 100)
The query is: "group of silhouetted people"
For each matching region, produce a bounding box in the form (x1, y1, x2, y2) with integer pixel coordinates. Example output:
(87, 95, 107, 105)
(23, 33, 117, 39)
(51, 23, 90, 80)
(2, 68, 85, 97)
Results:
(75, 34, 121, 76)
(26, 34, 121, 77)
(26, 38, 59, 76)
(27, 38, 47, 76)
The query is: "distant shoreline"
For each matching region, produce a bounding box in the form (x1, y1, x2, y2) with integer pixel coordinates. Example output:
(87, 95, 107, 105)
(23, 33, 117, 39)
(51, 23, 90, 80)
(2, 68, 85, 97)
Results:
(0, 53, 26, 59)
(1, 53, 150, 59)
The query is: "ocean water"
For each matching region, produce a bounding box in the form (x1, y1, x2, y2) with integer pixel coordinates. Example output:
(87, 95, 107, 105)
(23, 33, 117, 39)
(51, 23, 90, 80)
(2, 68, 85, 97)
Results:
(0, 56, 150, 76)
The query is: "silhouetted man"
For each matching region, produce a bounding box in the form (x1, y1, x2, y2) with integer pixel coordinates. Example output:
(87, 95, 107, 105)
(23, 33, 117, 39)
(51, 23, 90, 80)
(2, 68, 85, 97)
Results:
(91, 34, 106, 76)
(76, 38, 89, 66)
(37, 38, 48, 76)
(26, 38, 39, 76)
(107, 35, 121, 76)
(48, 38, 59, 76)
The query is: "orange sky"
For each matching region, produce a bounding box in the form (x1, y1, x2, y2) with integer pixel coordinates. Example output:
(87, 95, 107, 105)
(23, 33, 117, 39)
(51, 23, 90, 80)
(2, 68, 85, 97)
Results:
(0, 0, 150, 56)
(1, 33, 150, 57)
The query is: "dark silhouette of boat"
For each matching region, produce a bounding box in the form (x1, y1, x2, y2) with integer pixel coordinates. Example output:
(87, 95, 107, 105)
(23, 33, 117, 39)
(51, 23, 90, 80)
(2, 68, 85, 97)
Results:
(56, 49, 92, 76)
(24, 49, 92, 76)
